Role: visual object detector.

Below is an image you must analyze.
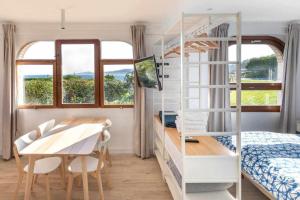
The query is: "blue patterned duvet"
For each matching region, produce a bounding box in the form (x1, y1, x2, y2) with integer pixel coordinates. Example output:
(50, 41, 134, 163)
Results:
(216, 132, 300, 200)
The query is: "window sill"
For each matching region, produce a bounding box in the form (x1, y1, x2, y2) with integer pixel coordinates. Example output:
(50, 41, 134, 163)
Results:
(17, 105, 134, 109)
(231, 106, 280, 112)
(102, 105, 134, 108)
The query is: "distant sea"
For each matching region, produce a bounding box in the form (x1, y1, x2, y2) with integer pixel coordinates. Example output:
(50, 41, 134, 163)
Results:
(25, 69, 133, 81)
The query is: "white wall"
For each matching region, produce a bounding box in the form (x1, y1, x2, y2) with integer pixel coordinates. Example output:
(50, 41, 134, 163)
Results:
(0, 25, 3, 155)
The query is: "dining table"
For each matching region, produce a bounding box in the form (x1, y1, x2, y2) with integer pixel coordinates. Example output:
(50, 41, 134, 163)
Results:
(19, 117, 108, 200)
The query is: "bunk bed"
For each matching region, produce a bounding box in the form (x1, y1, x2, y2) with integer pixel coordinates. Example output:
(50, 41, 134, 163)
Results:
(152, 13, 242, 200)
(154, 116, 236, 196)
(216, 132, 300, 200)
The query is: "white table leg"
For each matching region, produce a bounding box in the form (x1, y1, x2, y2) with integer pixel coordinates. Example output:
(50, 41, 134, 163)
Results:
(81, 156, 89, 200)
(24, 156, 35, 200)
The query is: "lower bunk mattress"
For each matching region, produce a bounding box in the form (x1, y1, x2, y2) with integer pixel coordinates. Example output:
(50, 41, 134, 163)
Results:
(216, 131, 300, 200)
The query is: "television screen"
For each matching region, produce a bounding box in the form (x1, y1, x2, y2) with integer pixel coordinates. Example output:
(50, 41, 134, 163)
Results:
(134, 55, 162, 90)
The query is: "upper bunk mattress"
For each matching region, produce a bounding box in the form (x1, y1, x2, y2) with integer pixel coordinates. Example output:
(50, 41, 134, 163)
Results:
(216, 131, 300, 200)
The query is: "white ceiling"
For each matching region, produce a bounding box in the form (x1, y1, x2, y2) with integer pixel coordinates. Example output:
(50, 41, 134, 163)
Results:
(0, 0, 299, 23)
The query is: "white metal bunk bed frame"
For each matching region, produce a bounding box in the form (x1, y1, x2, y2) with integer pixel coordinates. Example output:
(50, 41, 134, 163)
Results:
(153, 12, 242, 200)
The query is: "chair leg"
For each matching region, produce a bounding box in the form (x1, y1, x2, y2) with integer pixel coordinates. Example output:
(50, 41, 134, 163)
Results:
(34, 175, 38, 184)
(106, 149, 112, 167)
(102, 165, 111, 189)
(31, 175, 35, 191)
(13, 173, 23, 200)
(66, 174, 74, 200)
(75, 176, 81, 187)
(45, 175, 51, 200)
(96, 171, 104, 200)
(59, 163, 66, 188)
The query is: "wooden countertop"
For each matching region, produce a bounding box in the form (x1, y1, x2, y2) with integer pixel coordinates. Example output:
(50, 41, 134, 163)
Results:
(154, 116, 234, 156)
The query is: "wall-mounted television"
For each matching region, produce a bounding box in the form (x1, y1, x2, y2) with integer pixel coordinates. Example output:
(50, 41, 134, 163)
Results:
(134, 55, 162, 90)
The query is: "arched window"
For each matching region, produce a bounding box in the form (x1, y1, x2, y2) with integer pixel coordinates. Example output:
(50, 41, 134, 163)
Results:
(18, 41, 55, 60)
(17, 41, 56, 107)
(229, 36, 284, 112)
(16, 40, 134, 108)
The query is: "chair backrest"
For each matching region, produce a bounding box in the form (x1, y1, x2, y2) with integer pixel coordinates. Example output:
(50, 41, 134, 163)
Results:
(96, 130, 111, 171)
(104, 119, 112, 131)
(38, 119, 55, 137)
(14, 130, 39, 153)
(97, 130, 111, 153)
(13, 130, 39, 173)
(101, 130, 111, 147)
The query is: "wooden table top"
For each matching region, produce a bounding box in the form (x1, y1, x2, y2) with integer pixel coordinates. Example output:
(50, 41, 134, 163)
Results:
(20, 117, 107, 156)
(154, 116, 234, 156)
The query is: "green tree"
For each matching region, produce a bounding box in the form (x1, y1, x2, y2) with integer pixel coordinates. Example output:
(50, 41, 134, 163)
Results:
(242, 55, 278, 80)
(104, 72, 134, 104)
(63, 76, 95, 103)
(25, 78, 53, 104)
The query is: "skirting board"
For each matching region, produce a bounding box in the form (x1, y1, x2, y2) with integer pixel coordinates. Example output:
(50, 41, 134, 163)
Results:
(242, 172, 275, 200)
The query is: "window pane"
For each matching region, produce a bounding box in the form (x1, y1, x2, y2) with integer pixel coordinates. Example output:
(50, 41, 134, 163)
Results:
(19, 41, 55, 59)
(17, 64, 53, 105)
(61, 44, 95, 104)
(103, 64, 134, 105)
(229, 44, 283, 83)
(230, 90, 281, 106)
(101, 41, 133, 59)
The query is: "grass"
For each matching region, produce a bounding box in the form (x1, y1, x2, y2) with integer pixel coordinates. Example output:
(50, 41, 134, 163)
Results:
(230, 79, 281, 106)
(230, 90, 280, 106)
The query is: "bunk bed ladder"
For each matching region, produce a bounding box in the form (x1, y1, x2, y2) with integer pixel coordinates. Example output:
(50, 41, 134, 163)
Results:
(154, 12, 242, 200)
(178, 12, 242, 200)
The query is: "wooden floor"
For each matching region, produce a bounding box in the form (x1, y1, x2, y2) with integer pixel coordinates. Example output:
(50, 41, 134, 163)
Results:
(0, 154, 268, 200)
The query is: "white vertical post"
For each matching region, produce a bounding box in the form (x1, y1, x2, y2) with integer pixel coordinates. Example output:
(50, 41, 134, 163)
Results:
(161, 36, 166, 180)
(180, 12, 186, 200)
(198, 52, 202, 109)
(235, 12, 242, 200)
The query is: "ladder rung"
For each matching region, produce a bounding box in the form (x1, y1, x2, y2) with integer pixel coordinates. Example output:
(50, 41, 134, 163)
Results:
(184, 85, 237, 89)
(183, 131, 237, 137)
(187, 37, 237, 42)
(184, 108, 237, 112)
(188, 61, 239, 65)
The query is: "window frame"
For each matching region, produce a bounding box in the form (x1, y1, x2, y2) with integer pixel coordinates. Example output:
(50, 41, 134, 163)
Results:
(100, 59, 134, 108)
(16, 39, 135, 109)
(16, 59, 57, 109)
(55, 39, 101, 108)
(229, 36, 285, 112)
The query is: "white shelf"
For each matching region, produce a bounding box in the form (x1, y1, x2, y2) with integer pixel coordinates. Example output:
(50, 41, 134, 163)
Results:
(155, 149, 182, 200)
(188, 61, 239, 65)
(185, 191, 235, 200)
(184, 108, 237, 112)
(183, 131, 237, 137)
(188, 37, 237, 42)
(184, 85, 237, 89)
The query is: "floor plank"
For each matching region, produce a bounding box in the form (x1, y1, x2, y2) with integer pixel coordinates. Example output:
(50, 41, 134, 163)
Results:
(0, 154, 268, 200)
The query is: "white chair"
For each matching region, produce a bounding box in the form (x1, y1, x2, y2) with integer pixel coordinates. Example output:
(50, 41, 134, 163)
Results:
(103, 119, 112, 167)
(13, 130, 63, 200)
(37, 119, 56, 137)
(66, 130, 111, 200)
(93, 119, 112, 167)
(36, 119, 67, 185)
